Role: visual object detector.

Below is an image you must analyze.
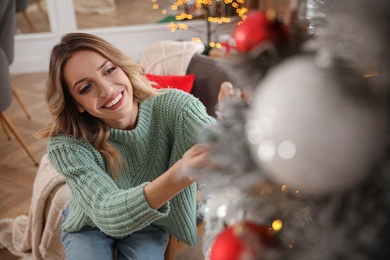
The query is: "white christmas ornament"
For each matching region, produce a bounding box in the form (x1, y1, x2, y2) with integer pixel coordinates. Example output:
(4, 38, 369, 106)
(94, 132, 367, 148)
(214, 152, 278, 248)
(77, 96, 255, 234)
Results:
(246, 55, 387, 196)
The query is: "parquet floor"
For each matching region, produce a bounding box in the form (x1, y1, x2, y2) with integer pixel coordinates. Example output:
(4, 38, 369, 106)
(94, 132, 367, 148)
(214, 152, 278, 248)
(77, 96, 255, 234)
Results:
(0, 72, 49, 260)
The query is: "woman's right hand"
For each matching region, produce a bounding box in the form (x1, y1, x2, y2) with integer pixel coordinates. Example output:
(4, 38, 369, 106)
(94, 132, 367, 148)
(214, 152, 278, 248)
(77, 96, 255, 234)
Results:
(144, 144, 210, 209)
(180, 143, 210, 180)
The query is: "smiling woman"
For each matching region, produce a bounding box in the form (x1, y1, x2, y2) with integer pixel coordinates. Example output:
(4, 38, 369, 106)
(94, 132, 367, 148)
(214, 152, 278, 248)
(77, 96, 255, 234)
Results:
(37, 32, 218, 259)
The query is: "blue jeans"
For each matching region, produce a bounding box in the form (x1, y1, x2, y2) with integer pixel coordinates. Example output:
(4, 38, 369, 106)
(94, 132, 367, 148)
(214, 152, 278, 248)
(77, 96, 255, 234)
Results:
(60, 208, 169, 260)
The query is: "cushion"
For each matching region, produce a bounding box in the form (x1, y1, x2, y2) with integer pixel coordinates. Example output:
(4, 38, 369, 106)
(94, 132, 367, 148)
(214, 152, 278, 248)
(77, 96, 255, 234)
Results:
(140, 40, 205, 75)
(146, 74, 195, 93)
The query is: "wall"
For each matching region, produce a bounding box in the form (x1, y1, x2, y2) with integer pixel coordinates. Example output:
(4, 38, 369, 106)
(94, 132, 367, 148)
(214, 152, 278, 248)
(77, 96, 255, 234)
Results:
(10, 0, 217, 75)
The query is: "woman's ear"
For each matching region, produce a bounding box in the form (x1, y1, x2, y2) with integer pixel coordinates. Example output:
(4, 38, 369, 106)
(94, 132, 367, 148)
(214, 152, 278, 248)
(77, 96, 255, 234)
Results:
(77, 105, 85, 113)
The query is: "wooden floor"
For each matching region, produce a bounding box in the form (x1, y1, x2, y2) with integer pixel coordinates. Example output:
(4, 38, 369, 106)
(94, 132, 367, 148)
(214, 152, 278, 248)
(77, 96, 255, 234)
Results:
(0, 72, 49, 260)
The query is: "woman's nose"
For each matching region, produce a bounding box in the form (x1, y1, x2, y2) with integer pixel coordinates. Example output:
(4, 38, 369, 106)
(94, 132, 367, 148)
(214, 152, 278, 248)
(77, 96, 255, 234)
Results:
(98, 81, 114, 97)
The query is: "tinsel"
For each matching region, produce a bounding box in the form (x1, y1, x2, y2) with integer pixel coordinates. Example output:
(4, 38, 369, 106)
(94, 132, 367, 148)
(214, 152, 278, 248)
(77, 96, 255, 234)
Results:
(192, 0, 390, 259)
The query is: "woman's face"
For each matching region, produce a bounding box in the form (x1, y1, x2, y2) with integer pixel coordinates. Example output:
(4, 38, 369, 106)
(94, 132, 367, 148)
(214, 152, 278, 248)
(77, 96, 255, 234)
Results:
(63, 50, 138, 130)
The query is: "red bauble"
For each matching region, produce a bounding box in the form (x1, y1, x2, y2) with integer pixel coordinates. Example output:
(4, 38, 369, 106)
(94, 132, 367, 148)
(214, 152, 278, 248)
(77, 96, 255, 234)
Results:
(210, 221, 277, 260)
(233, 11, 288, 53)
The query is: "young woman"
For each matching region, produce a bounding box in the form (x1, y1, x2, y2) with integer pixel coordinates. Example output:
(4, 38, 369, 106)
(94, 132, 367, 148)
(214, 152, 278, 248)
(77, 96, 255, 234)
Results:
(39, 32, 235, 260)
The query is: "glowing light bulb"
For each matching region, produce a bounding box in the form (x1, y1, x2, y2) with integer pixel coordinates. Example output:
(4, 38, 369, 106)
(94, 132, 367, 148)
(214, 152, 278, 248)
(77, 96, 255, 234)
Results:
(272, 219, 283, 231)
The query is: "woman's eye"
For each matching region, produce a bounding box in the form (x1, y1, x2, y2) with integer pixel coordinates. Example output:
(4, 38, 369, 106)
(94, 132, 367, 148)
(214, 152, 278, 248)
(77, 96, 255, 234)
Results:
(106, 66, 117, 75)
(79, 84, 92, 95)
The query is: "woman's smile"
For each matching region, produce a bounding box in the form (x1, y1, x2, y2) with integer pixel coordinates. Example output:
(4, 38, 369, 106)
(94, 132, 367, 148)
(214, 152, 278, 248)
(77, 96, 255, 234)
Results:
(102, 91, 124, 109)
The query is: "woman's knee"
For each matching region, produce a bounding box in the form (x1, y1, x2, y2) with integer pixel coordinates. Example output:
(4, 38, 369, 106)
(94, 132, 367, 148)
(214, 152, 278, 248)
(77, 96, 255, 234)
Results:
(61, 226, 115, 260)
(116, 225, 169, 260)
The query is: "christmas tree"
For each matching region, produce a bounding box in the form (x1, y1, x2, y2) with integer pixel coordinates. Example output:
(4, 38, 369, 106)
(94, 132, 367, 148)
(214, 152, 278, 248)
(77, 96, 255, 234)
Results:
(188, 0, 390, 259)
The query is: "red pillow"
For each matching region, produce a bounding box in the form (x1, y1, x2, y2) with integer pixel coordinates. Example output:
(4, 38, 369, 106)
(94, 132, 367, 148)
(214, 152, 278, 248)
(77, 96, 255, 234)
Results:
(146, 74, 195, 93)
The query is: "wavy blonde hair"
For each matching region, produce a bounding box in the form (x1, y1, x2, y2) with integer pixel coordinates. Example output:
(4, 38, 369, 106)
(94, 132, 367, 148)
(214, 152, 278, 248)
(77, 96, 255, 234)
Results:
(39, 32, 161, 178)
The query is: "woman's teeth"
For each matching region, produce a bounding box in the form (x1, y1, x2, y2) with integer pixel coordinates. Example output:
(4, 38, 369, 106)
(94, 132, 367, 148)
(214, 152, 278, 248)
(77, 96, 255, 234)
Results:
(105, 93, 122, 108)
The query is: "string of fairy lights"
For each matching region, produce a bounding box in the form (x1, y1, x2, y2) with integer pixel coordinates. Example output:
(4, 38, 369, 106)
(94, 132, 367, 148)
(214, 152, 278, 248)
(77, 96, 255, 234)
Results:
(150, 0, 249, 48)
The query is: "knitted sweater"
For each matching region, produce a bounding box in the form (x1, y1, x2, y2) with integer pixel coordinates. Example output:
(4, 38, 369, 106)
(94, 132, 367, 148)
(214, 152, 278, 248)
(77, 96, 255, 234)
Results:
(47, 89, 215, 245)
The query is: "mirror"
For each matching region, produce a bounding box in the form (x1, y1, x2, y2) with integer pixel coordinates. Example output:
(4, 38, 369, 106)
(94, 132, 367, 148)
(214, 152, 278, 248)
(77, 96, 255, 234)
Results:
(74, 0, 167, 29)
(15, 0, 51, 34)
(73, 0, 249, 30)
(13, 0, 290, 35)
(14, 0, 256, 35)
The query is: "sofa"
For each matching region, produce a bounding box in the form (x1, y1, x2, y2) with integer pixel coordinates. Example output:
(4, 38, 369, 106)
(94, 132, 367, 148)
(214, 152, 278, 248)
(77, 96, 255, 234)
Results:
(0, 40, 233, 260)
(140, 40, 235, 118)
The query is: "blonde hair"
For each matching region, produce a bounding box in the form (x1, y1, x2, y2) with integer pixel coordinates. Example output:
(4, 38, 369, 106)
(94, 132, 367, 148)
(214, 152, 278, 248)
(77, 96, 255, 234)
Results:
(39, 32, 161, 179)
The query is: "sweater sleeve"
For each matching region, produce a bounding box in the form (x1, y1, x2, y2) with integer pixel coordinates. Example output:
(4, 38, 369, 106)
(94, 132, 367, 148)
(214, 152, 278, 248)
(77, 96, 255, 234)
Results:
(171, 93, 216, 163)
(152, 91, 215, 245)
(48, 136, 169, 238)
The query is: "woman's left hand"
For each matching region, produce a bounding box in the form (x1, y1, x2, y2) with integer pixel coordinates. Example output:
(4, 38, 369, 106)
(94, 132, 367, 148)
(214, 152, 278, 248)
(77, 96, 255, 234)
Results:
(216, 81, 249, 120)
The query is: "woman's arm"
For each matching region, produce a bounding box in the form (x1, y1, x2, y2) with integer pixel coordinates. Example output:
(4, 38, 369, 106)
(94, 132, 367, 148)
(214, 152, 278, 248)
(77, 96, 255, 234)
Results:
(144, 143, 209, 209)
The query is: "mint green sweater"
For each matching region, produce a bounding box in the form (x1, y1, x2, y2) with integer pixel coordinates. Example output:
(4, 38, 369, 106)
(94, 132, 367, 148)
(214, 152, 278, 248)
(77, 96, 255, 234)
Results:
(48, 89, 215, 245)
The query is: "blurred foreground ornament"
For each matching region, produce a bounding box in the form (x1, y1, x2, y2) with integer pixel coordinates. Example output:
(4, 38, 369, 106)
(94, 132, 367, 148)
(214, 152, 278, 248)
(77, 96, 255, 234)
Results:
(246, 54, 387, 196)
(210, 221, 277, 260)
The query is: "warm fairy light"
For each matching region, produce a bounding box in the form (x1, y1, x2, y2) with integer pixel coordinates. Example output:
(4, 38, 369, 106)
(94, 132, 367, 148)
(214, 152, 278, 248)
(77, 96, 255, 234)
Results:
(208, 17, 231, 24)
(281, 185, 287, 191)
(201, 0, 212, 5)
(288, 243, 294, 249)
(168, 22, 189, 32)
(168, 22, 188, 32)
(192, 37, 202, 42)
(295, 190, 299, 194)
(176, 13, 193, 20)
(209, 42, 223, 49)
(215, 42, 222, 49)
(237, 8, 248, 18)
(272, 219, 283, 231)
(154, 0, 247, 44)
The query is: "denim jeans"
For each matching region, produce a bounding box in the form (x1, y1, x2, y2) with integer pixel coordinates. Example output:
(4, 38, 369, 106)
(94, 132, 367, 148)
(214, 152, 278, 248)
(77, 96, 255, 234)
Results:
(60, 208, 169, 260)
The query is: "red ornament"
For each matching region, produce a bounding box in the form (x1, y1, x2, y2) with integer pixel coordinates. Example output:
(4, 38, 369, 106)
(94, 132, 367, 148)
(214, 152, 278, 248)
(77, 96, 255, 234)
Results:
(210, 221, 277, 260)
(233, 10, 289, 53)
